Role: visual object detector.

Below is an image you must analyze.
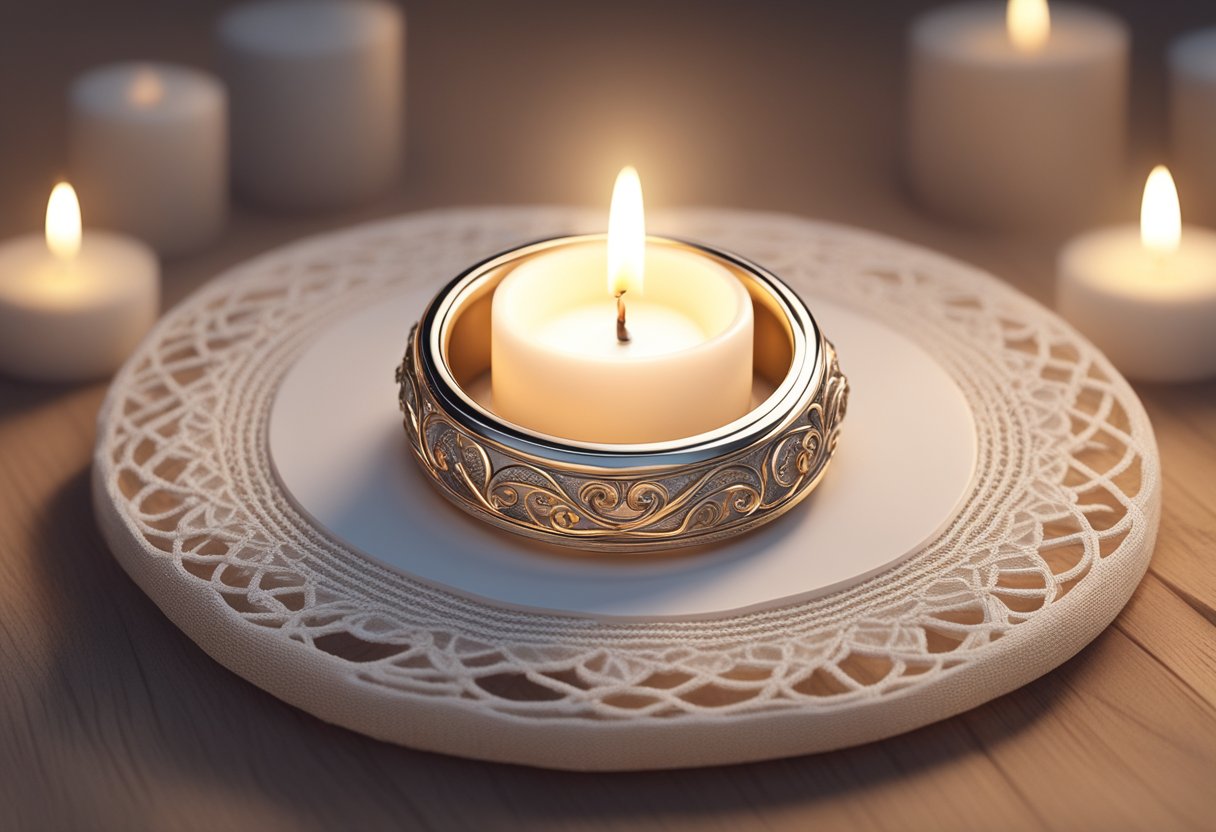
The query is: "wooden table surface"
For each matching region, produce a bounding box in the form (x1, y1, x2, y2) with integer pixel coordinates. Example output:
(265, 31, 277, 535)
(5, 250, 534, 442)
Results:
(1, 1, 1214, 829)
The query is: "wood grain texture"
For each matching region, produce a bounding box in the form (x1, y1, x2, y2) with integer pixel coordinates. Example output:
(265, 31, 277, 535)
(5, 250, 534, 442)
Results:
(1, 0, 1214, 829)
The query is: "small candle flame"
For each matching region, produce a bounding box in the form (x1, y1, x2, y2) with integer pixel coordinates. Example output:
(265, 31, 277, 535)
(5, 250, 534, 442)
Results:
(1007, 0, 1050, 54)
(608, 166, 644, 297)
(128, 67, 165, 108)
(45, 182, 82, 260)
(1141, 165, 1181, 256)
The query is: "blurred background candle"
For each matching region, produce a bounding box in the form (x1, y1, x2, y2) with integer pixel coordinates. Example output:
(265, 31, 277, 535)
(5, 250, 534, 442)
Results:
(491, 168, 754, 444)
(1170, 27, 1216, 226)
(69, 62, 227, 258)
(906, 0, 1128, 228)
(217, 0, 405, 212)
(1058, 166, 1216, 383)
(0, 183, 158, 383)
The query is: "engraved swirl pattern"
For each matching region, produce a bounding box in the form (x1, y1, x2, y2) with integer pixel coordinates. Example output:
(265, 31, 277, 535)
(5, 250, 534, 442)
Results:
(397, 328, 847, 546)
(92, 208, 1159, 769)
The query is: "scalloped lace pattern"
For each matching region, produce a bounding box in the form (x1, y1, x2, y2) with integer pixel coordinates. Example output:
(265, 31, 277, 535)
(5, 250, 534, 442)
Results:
(96, 208, 1158, 727)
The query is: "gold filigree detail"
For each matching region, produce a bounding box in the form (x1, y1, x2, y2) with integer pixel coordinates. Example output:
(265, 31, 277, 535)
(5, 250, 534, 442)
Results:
(397, 332, 848, 553)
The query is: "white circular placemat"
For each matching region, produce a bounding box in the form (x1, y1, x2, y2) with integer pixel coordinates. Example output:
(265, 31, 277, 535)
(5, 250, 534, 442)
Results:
(269, 295, 977, 618)
(93, 208, 1160, 770)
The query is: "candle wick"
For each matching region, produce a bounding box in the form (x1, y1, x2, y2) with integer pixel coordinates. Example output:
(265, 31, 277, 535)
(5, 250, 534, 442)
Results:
(615, 290, 631, 343)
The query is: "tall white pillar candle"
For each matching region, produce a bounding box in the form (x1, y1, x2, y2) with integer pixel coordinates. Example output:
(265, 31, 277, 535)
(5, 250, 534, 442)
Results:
(69, 63, 227, 258)
(907, 0, 1128, 228)
(217, 0, 405, 211)
(0, 184, 158, 383)
(491, 168, 754, 445)
(1058, 166, 1216, 383)
(1170, 27, 1216, 225)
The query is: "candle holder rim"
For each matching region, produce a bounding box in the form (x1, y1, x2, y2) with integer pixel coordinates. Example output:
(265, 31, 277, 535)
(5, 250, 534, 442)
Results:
(418, 233, 823, 469)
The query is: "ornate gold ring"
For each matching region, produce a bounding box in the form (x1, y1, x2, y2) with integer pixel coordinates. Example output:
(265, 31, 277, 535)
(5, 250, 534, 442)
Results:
(396, 235, 848, 553)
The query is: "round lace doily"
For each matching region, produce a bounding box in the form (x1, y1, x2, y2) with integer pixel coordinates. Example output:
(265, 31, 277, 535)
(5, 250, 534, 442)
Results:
(93, 208, 1160, 771)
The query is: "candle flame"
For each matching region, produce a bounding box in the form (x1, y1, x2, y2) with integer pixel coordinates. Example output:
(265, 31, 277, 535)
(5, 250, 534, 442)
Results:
(128, 67, 165, 108)
(45, 182, 82, 260)
(608, 166, 644, 296)
(1007, 0, 1050, 53)
(1141, 165, 1181, 256)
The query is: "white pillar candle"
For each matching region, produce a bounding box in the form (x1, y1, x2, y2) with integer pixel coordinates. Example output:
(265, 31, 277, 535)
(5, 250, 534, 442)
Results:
(69, 62, 227, 258)
(907, 0, 1128, 228)
(491, 169, 754, 444)
(217, 0, 405, 211)
(1170, 27, 1216, 225)
(1058, 166, 1216, 383)
(0, 184, 158, 383)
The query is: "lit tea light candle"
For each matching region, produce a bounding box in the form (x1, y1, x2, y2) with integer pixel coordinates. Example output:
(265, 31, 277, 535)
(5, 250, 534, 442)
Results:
(907, 0, 1128, 228)
(491, 167, 754, 444)
(1058, 165, 1216, 382)
(0, 183, 158, 383)
(69, 62, 227, 257)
